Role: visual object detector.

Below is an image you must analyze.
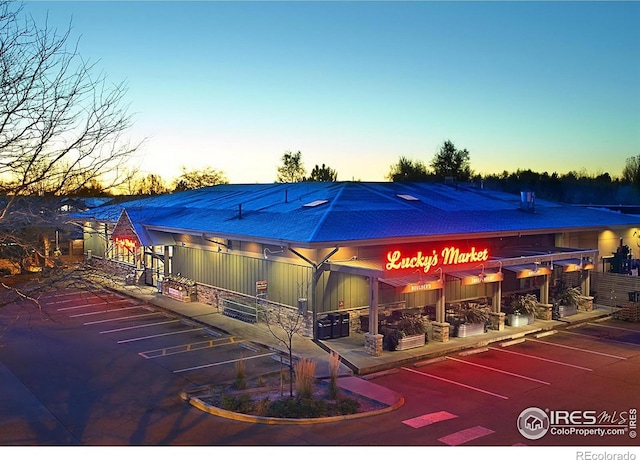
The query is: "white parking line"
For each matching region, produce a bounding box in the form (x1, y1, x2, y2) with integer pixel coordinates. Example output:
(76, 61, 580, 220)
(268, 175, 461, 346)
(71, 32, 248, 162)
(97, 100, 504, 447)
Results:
(117, 328, 204, 344)
(489, 347, 593, 371)
(83, 312, 161, 325)
(403, 411, 458, 428)
(99, 320, 180, 334)
(402, 367, 509, 400)
(558, 329, 640, 347)
(70, 306, 143, 317)
(587, 322, 640, 334)
(438, 425, 495, 446)
(526, 338, 627, 360)
(173, 352, 276, 373)
(58, 299, 131, 311)
(446, 357, 551, 385)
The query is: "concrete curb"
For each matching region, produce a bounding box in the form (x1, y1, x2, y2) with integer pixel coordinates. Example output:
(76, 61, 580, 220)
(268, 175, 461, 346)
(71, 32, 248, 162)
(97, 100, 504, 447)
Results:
(181, 391, 405, 425)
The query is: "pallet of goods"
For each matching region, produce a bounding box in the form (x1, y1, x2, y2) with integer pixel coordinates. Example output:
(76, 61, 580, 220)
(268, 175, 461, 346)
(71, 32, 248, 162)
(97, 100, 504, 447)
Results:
(614, 302, 640, 322)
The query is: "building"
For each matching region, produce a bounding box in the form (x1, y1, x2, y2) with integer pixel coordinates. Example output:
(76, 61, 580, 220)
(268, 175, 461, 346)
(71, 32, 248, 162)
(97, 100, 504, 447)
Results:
(78, 181, 640, 356)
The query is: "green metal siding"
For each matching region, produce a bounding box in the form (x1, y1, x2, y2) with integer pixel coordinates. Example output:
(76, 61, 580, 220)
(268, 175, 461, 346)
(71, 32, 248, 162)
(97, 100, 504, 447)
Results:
(173, 246, 311, 307)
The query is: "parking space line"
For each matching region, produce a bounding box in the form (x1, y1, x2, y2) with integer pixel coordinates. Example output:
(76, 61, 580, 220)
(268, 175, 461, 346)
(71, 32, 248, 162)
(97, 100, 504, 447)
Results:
(58, 299, 132, 311)
(526, 338, 627, 360)
(403, 411, 458, 429)
(489, 347, 593, 371)
(173, 352, 276, 373)
(117, 328, 204, 344)
(83, 312, 161, 325)
(99, 320, 180, 334)
(402, 367, 509, 400)
(446, 357, 551, 385)
(139, 337, 236, 358)
(70, 306, 143, 317)
(587, 323, 640, 334)
(558, 329, 640, 348)
(438, 425, 495, 446)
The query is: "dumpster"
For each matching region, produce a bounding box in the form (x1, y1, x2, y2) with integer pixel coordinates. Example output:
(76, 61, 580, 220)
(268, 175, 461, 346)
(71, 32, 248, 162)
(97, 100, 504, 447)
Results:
(316, 317, 332, 340)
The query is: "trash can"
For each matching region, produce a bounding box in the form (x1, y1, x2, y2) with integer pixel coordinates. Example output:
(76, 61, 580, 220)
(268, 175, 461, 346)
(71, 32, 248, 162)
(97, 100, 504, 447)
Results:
(328, 313, 342, 339)
(339, 312, 350, 337)
(316, 317, 332, 340)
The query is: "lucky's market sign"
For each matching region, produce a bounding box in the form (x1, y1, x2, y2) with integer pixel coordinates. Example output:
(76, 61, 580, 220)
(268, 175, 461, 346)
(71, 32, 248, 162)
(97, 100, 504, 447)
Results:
(385, 245, 489, 275)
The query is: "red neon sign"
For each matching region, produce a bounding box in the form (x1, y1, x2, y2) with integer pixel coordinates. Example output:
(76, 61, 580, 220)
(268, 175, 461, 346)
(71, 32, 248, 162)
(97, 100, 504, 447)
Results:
(114, 237, 137, 251)
(386, 246, 489, 275)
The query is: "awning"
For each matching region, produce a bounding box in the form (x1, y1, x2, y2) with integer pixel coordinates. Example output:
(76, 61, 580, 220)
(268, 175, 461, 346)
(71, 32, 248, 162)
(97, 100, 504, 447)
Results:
(380, 275, 444, 294)
(451, 270, 504, 286)
(554, 259, 594, 272)
(503, 264, 552, 279)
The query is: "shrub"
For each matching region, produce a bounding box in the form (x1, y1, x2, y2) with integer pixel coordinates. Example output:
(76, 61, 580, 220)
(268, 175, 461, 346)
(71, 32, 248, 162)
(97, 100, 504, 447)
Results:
(266, 397, 328, 418)
(221, 394, 254, 413)
(333, 397, 361, 415)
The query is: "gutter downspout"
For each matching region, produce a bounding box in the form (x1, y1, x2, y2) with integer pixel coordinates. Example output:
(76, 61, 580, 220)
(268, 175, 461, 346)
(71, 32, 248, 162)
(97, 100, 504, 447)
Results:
(289, 247, 339, 340)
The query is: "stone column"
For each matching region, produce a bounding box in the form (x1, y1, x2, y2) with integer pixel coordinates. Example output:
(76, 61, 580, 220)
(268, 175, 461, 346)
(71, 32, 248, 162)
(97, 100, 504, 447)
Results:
(432, 322, 450, 342)
(364, 333, 383, 357)
(489, 311, 505, 331)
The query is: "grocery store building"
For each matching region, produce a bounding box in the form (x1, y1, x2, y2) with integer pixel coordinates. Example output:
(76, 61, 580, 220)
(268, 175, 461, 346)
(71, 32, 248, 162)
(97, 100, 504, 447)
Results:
(79, 182, 640, 356)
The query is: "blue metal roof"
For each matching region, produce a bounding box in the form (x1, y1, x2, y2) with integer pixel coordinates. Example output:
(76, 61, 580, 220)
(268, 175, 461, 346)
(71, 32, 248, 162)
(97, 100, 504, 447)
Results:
(77, 182, 640, 246)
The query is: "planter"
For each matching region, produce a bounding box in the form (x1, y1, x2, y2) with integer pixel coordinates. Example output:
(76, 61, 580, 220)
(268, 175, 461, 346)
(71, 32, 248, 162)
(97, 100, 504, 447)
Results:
(455, 322, 485, 338)
(579, 296, 594, 312)
(396, 333, 426, 351)
(506, 313, 534, 327)
(558, 304, 578, 317)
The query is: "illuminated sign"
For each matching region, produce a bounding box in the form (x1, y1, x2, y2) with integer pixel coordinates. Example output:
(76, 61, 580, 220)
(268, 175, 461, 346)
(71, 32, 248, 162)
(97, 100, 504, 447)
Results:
(386, 246, 490, 275)
(398, 278, 444, 294)
(114, 237, 137, 251)
(516, 267, 552, 279)
(461, 271, 504, 286)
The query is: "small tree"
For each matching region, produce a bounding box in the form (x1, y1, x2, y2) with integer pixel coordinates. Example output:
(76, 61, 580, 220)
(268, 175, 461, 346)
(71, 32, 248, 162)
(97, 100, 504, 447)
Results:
(261, 304, 305, 397)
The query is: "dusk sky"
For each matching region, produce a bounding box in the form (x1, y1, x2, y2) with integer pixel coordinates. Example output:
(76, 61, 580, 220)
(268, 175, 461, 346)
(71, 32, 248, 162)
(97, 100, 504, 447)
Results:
(24, 1, 640, 184)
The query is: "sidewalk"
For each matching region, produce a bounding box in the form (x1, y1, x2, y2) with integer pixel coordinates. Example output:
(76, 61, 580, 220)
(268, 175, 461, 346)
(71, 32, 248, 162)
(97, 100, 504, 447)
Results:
(109, 282, 616, 408)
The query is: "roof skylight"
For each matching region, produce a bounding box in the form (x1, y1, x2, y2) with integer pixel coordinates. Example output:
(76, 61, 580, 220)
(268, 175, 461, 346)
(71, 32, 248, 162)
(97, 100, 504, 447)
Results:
(397, 194, 420, 201)
(303, 199, 329, 208)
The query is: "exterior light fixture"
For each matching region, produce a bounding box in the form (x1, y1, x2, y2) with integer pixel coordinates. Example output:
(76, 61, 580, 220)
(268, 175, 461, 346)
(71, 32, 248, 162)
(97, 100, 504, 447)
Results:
(263, 247, 284, 260)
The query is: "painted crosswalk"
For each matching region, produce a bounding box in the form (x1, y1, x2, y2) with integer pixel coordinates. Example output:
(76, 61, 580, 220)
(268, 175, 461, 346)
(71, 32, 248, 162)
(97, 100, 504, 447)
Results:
(402, 411, 457, 428)
(402, 411, 495, 445)
(437, 425, 495, 446)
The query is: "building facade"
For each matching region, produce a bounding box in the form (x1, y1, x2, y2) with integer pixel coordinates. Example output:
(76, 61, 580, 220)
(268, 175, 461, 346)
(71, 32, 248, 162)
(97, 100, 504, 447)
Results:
(79, 182, 640, 356)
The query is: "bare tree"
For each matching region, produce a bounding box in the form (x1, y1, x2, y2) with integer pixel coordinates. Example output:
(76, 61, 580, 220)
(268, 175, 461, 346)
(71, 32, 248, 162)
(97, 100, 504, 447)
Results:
(261, 303, 305, 397)
(0, 1, 140, 280)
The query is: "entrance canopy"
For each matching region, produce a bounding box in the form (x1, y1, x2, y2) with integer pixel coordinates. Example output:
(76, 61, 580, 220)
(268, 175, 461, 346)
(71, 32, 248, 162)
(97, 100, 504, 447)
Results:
(503, 264, 553, 279)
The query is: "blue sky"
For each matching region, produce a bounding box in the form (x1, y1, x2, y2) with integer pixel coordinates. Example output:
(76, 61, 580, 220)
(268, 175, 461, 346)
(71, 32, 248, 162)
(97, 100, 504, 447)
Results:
(23, 1, 640, 184)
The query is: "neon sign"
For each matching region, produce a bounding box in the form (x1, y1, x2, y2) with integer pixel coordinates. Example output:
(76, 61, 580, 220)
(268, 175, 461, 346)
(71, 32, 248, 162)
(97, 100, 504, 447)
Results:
(386, 246, 489, 275)
(114, 237, 137, 251)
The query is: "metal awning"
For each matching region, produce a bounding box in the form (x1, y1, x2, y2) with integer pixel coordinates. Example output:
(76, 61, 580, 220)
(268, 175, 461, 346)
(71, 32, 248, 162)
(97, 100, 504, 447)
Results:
(553, 259, 594, 272)
(503, 264, 553, 279)
(380, 275, 444, 293)
(450, 269, 504, 286)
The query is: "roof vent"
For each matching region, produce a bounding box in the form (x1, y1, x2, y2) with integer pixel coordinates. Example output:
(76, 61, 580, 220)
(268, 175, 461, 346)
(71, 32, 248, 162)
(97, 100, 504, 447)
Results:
(520, 191, 535, 212)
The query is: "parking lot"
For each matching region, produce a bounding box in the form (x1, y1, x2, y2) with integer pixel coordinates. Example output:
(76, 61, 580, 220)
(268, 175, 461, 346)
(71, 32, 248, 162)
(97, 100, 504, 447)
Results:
(37, 288, 286, 387)
(2, 284, 640, 446)
(368, 318, 640, 446)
